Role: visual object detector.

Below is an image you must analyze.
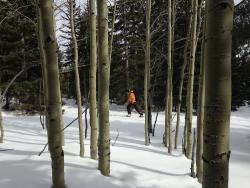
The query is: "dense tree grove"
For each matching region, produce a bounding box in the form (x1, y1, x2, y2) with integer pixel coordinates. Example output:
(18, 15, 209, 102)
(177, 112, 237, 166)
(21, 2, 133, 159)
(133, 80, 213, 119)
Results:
(109, 0, 192, 109)
(108, 0, 249, 110)
(1, 0, 248, 111)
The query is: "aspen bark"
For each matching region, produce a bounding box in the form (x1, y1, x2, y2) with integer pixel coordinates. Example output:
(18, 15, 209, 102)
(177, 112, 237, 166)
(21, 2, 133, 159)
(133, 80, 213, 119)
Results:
(144, 0, 151, 146)
(203, 1, 233, 188)
(109, 0, 116, 63)
(196, 28, 205, 183)
(97, 0, 110, 176)
(185, 0, 198, 159)
(171, 0, 176, 139)
(89, 0, 98, 160)
(37, 4, 48, 130)
(165, 0, 172, 152)
(196, 1, 206, 183)
(175, 1, 192, 150)
(38, 0, 65, 187)
(69, 0, 84, 157)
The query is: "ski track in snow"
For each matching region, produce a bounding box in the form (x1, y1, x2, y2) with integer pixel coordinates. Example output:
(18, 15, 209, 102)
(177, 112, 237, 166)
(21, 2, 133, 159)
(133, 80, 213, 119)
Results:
(0, 102, 249, 188)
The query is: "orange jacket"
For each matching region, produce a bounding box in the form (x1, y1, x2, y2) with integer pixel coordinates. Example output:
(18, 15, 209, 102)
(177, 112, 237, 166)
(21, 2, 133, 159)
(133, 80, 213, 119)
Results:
(128, 91, 136, 104)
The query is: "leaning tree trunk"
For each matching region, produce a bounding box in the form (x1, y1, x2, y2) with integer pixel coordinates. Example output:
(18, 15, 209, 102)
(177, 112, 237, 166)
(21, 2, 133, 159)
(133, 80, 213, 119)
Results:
(0, 90, 3, 143)
(144, 0, 151, 146)
(38, 0, 65, 187)
(196, 27, 205, 183)
(97, 0, 111, 176)
(165, 0, 172, 152)
(175, 4, 192, 150)
(109, 0, 116, 63)
(37, 4, 48, 129)
(196, 0, 206, 183)
(69, 0, 85, 158)
(202, 1, 233, 188)
(185, 0, 198, 159)
(89, 0, 98, 160)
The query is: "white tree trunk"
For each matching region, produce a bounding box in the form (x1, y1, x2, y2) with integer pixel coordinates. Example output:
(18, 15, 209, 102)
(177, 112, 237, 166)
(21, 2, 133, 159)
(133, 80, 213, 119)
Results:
(97, 0, 111, 176)
(144, 0, 151, 146)
(165, 0, 172, 152)
(69, 0, 85, 157)
(89, 0, 98, 160)
(203, 1, 233, 187)
(196, 0, 205, 183)
(39, 0, 65, 186)
(185, 0, 198, 159)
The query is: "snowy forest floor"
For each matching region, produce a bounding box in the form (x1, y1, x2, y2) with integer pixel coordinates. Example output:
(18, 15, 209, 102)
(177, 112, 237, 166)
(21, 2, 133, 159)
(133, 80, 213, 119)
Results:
(0, 100, 249, 188)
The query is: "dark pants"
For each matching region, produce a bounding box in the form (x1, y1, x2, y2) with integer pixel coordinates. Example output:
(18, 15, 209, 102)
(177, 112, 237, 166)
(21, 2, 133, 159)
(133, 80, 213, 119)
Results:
(127, 102, 142, 115)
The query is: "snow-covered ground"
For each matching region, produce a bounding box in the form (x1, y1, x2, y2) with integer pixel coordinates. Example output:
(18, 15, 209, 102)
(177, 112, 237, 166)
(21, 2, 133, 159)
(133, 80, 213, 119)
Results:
(0, 101, 249, 188)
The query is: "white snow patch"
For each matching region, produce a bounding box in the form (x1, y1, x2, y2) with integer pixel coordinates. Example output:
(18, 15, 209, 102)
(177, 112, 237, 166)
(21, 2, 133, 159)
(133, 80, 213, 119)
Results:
(0, 103, 249, 188)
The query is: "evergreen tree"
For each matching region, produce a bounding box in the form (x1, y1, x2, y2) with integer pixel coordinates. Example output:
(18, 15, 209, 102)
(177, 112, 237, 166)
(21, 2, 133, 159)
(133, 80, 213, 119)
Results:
(109, 0, 145, 103)
(0, 0, 41, 111)
(232, 0, 250, 108)
(60, 3, 89, 99)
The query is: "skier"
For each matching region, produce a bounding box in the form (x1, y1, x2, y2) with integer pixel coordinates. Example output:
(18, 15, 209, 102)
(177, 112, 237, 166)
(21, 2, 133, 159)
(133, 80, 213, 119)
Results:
(127, 89, 143, 117)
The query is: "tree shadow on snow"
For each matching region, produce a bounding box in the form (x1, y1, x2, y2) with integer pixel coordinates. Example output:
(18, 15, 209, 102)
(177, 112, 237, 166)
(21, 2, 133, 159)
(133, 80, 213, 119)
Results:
(111, 160, 190, 177)
(112, 142, 182, 157)
(230, 127, 250, 164)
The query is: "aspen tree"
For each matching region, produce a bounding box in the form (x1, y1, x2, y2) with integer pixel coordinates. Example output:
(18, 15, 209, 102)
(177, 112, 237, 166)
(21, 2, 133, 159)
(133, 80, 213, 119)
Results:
(37, 4, 48, 129)
(175, 0, 192, 150)
(97, 0, 111, 176)
(38, 0, 65, 187)
(69, 0, 85, 157)
(196, 28, 205, 183)
(109, 0, 116, 63)
(89, 0, 98, 160)
(196, 0, 206, 182)
(203, 1, 233, 187)
(144, 0, 151, 146)
(165, 0, 172, 152)
(185, 0, 198, 159)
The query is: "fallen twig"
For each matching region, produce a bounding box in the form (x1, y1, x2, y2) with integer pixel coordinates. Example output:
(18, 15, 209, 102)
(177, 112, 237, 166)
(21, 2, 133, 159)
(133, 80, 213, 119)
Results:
(38, 143, 48, 156)
(112, 129, 119, 146)
(38, 105, 89, 156)
(152, 109, 159, 136)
